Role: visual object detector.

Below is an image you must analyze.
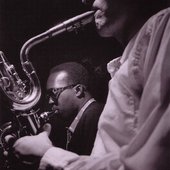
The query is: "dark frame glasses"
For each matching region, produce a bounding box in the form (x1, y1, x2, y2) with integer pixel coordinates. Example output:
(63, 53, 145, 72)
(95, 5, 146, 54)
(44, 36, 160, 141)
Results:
(46, 84, 77, 103)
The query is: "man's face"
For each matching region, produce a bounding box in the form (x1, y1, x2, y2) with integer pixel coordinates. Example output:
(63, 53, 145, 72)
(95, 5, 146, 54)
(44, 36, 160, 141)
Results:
(92, 0, 130, 39)
(46, 71, 77, 121)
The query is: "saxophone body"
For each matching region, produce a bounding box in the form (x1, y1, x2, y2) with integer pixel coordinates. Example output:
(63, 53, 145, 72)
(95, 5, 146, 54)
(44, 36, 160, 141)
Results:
(0, 11, 94, 169)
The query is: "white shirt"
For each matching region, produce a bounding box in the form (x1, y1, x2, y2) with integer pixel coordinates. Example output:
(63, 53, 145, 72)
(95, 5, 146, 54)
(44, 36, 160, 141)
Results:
(39, 7, 170, 170)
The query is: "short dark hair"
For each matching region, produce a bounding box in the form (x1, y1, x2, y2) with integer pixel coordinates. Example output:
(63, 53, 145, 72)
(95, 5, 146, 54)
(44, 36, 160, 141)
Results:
(50, 62, 89, 87)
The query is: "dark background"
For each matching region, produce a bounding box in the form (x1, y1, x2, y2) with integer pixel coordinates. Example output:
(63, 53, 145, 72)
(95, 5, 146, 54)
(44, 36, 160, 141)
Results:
(0, 0, 123, 149)
(0, 0, 122, 125)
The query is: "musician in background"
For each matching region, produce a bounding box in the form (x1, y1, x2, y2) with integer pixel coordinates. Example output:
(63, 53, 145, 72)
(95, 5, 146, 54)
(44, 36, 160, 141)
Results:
(44, 61, 103, 155)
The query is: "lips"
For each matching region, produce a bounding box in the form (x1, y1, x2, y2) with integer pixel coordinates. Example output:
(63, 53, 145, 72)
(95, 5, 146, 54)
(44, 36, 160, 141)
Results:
(94, 10, 106, 29)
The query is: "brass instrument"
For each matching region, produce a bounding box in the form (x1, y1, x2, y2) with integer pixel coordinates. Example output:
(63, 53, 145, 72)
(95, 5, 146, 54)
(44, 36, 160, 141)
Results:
(0, 11, 94, 169)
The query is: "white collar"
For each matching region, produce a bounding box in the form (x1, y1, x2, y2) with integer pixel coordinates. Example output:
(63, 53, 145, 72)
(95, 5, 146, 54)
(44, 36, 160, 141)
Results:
(68, 98, 96, 133)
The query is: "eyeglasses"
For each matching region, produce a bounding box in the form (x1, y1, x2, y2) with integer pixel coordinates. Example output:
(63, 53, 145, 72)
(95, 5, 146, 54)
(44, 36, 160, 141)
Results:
(46, 84, 77, 103)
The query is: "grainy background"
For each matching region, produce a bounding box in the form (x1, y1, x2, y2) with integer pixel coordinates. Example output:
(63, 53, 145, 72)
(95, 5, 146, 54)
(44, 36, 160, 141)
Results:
(0, 1, 124, 151)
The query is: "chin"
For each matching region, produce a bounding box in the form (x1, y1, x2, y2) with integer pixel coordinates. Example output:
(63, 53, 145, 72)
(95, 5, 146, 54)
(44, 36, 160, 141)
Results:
(96, 23, 114, 37)
(97, 29, 113, 37)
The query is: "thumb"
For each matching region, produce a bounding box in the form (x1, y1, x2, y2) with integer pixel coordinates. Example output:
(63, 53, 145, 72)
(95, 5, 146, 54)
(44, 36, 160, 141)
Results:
(42, 123, 51, 136)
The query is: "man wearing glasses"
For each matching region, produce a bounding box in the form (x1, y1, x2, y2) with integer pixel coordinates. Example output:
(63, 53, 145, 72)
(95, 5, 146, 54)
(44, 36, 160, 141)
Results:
(45, 61, 103, 155)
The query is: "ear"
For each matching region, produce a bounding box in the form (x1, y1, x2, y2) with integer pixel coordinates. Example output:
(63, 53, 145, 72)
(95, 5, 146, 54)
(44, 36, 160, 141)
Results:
(74, 84, 85, 97)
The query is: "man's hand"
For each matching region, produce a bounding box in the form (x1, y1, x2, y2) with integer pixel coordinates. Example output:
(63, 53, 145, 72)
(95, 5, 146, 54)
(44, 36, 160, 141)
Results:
(13, 123, 53, 158)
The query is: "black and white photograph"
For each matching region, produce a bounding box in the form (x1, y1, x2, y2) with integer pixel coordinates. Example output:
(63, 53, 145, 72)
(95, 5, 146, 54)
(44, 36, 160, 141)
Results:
(0, 0, 170, 170)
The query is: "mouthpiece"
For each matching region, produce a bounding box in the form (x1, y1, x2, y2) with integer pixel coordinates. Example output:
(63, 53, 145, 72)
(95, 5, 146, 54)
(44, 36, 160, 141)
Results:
(39, 110, 59, 123)
(47, 10, 95, 36)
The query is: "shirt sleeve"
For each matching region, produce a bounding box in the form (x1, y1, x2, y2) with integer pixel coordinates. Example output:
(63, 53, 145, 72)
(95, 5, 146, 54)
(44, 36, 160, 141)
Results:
(39, 147, 79, 170)
(92, 7, 170, 158)
(121, 8, 170, 170)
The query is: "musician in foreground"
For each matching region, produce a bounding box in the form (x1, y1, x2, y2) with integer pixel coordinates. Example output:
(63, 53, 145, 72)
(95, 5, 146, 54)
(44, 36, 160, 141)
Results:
(12, 0, 170, 169)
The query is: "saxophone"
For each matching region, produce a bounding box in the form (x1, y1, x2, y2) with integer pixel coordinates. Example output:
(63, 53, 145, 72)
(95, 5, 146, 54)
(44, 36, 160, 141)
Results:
(0, 11, 94, 169)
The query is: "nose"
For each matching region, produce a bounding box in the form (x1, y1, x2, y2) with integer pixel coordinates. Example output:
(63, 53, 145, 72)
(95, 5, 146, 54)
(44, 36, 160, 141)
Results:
(47, 97, 59, 111)
(92, 0, 99, 10)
